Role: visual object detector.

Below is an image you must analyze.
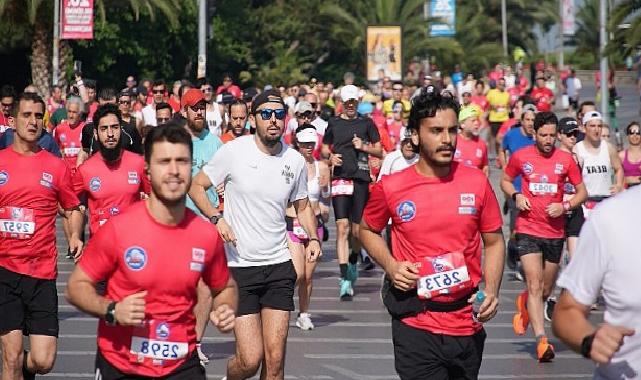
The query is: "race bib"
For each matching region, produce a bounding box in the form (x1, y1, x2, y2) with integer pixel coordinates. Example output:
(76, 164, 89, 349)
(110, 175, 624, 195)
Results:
(129, 320, 189, 364)
(417, 252, 471, 300)
(331, 179, 354, 196)
(63, 147, 81, 156)
(0, 207, 36, 239)
(529, 182, 558, 194)
(292, 219, 308, 240)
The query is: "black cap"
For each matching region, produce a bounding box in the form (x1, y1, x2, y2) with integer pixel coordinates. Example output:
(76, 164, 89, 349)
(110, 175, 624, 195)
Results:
(251, 90, 285, 114)
(242, 87, 258, 102)
(559, 117, 579, 134)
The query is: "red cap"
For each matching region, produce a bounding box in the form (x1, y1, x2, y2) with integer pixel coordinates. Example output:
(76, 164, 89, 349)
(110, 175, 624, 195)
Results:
(228, 86, 241, 100)
(181, 89, 205, 109)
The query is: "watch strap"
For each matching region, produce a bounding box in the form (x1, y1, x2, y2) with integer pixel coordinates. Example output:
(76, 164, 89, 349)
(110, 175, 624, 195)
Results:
(580, 333, 595, 359)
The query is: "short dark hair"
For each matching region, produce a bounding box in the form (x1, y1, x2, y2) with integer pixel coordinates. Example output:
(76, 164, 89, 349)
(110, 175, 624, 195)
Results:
(408, 86, 459, 132)
(578, 101, 596, 112)
(196, 78, 212, 88)
(143, 121, 193, 164)
(93, 103, 122, 127)
(85, 79, 97, 89)
(228, 100, 248, 116)
(155, 102, 173, 114)
(152, 79, 166, 88)
(13, 92, 44, 117)
(98, 88, 117, 101)
(1, 85, 16, 99)
(533, 111, 558, 131)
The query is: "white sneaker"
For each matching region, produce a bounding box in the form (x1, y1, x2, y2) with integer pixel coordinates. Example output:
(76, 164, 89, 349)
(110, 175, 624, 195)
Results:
(196, 343, 209, 366)
(296, 313, 315, 330)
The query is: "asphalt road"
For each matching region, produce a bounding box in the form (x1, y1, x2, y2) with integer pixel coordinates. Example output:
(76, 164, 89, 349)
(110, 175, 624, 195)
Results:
(5, 84, 641, 379)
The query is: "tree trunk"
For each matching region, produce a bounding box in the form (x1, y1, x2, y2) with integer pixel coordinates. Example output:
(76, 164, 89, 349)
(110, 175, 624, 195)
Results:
(58, 39, 73, 89)
(30, 23, 50, 97)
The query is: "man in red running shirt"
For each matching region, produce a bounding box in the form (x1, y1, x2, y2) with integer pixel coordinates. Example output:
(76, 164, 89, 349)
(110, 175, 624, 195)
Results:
(360, 86, 505, 379)
(454, 107, 489, 176)
(66, 123, 238, 379)
(501, 111, 587, 362)
(72, 104, 150, 236)
(530, 76, 555, 113)
(0, 92, 83, 380)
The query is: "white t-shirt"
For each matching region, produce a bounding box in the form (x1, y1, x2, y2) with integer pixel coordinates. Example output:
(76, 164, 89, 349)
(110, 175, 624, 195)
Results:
(557, 186, 641, 379)
(377, 150, 418, 181)
(311, 117, 328, 136)
(206, 104, 224, 137)
(141, 105, 156, 127)
(202, 135, 308, 267)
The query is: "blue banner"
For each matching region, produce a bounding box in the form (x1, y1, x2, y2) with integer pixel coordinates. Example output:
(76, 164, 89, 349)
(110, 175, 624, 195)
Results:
(429, 0, 456, 37)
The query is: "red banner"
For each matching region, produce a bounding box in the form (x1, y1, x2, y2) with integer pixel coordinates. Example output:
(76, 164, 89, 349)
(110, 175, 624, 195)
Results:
(61, 0, 94, 40)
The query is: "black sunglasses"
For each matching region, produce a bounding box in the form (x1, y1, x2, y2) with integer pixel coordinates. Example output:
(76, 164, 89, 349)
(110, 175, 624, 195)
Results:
(563, 131, 579, 138)
(628, 130, 641, 136)
(259, 108, 286, 120)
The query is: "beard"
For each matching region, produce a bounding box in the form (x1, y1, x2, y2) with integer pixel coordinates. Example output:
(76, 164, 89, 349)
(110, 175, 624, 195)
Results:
(98, 138, 123, 163)
(150, 176, 190, 208)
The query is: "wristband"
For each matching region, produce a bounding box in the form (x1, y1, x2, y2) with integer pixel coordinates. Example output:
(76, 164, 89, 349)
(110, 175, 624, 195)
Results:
(309, 238, 321, 244)
(76, 80, 84, 87)
(562, 200, 571, 211)
(580, 333, 595, 359)
(511, 192, 521, 201)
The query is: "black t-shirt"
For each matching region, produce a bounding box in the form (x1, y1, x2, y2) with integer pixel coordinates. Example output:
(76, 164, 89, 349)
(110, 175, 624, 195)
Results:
(322, 116, 380, 182)
(81, 119, 143, 155)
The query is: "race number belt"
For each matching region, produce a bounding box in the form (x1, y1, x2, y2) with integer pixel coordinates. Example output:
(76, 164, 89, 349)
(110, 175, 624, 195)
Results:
(331, 179, 354, 196)
(292, 218, 308, 240)
(129, 320, 189, 365)
(529, 182, 558, 195)
(417, 252, 471, 300)
(0, 207, 36, 239)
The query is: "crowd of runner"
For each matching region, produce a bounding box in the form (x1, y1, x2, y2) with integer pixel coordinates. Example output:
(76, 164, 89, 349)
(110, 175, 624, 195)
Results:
(1, 60, 640, 379)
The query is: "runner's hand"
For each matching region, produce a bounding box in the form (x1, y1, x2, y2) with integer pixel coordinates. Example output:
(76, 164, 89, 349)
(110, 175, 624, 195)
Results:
(306, 239, 322, 263)
(515, 194, 531, 211)
(216, 218, 237, 246)
(468, 291, 499, 322)
(545, 202, 564, 218)
(114, 291, 147, 326)
(386, 260, 420, 291)
(609, 185, 622, 195)
(590, 323, 635, 364)
(352, 134, 363, 150)
(210, 304, 235, 333)
(329, 153, 343, 167)
(69, 237, 84, 262)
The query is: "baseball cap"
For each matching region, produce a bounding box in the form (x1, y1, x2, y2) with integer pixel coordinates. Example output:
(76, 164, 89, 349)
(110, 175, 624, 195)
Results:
(522, 103, 538, 114)
(251, 90, 285, 113)
(582, 111, 603, 125)
(559, 117, 579, 134)
(296, 127, 318, 143)
(340, 85, 359, 102)
(294, 101, 314, 114)
(242, 87, 258, 102)
(181, 88, 205, 109)
(357, 102, 373, 116)
(458, 107, 478, 122)
(400, 127, 412, 140)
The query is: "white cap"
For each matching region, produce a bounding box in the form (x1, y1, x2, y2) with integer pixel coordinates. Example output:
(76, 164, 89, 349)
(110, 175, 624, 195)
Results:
(582, 111, 603, 125)
(294, 101, 314, 114)
(340, 85, 359, 102)
(296, 128, 317, 143)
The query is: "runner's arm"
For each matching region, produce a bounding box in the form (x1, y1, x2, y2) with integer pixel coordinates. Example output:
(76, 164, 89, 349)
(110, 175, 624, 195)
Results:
(608, 143, 624, 191)
(211, 276, 239, 316)
(480, 230, 504, 299)
(359, 220, 395, 273)
(552, 289, 594, 353)
(65, 266, 113, 319)
(499, 171, 517, 198)
(188, 170, 220, 219)
(293, 197, 319, 240)
(321, 143, 332, 160)
(361, 141, 383, 159)
(569, 183, 588, 209)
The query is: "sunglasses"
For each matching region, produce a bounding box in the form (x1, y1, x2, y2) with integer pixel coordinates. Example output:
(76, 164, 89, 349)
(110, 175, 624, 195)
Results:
(189, 103, 206, 112)
(563, 131, 579, 138)
(1, 103, 12, 107)
(259, 108, 286, 120)
(628, 130, 641, 136)
(152, 89, 165, 94)
(296, 111, 313, 119)
(201, 87, 213, 93)
(118, 100, 130, 105)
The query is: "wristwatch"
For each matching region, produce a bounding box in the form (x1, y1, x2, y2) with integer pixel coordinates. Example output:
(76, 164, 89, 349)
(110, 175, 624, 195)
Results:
(580, 333, 595, 359)
(511, 192, 521, 201)
(209, 214, 223, 225)
(105, 302, 117, 326)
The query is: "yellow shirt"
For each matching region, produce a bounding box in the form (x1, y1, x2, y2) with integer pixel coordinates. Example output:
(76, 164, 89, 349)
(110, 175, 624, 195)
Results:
(486, 89, 510, 122)
(382, 99, 411, 118)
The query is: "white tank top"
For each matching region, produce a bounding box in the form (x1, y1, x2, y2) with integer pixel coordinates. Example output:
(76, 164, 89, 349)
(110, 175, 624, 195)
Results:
(307, 161, 321, 202)
(576, 140, 612, 197)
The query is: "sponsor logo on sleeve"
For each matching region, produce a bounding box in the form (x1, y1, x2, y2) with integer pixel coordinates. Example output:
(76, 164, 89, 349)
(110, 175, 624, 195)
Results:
(476, 148, 483, 158)
(554, 163, 563, 174)
(192, 248, 205, 263)
(0, 171, 8, 186)
(124, 246, 147, 271)
(89, 177, 102, 192)
(128, 171, 140, 185)
(460, 193, 475, 206)
(522, 162, 534, 175)
(396, 200, 416, 222)
(190, 262, 204, 272)
(40, 172, 53, 188)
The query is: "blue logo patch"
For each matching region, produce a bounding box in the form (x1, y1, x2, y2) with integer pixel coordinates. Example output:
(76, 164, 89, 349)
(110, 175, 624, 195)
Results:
(0, 171, 8, 186)
(522, 162, 534, 175)
(156, 322, 170, 340)
(109, 206, 120, 216)
(124, 246, 147, 271)
(396, 201, 416, 222)
(89, 177, 101, 192)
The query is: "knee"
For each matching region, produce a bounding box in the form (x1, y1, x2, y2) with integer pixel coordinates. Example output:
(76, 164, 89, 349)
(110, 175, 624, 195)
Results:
(235, 352, 262, 377)
(526, 277, 544, 295)
(351, 225, 361, 240)
(263, 350, 285, 376)
(2, 347, 23, 372)
(30, 350, 56, 374)
(336, 222, 350, 238)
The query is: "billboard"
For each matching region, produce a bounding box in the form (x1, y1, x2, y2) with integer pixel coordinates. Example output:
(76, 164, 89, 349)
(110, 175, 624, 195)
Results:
(61, 0, 94, 40)
(562, 0, 575, 36)
(366, 26, 402, 82)
(429, 0, 456, 37)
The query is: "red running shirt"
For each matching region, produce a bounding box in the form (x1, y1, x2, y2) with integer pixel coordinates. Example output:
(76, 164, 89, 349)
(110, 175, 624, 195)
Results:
(454, 135, 488, 170)
(79, 202, 229, 377)
(0, 148, 79, 279)
(54, 120, 85, 169)
(505, 145, 582, 238)
(72, 150, 150, 235)
(530, 87, 555, 112)
(363, 163, 502, 336)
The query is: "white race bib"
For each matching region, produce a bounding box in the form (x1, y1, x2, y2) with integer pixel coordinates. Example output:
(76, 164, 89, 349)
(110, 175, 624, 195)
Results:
(129, 337, 188, 361)
(418, 267, 470, 296)
(331, 179, 354, 196)
(0, 220, 35, 234)
(63, 147, 81, 156)
(529, 182, 558, 194)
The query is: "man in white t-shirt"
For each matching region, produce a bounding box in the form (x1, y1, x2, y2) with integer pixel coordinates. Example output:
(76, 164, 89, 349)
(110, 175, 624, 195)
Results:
(377, 127, 418, 180)
(553, 186, 641, 379)
(141, 80, 167, 127)
(188, 90, 322, 380)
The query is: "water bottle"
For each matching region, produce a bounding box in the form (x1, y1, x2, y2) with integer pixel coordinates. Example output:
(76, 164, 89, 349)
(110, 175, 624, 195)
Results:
(472, 290, 486, 323)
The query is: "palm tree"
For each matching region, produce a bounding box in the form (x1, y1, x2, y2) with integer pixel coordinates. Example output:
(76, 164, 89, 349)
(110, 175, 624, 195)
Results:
(574, 0, 599, 62)
(609, 0, 641, 54)
(0, 0, 181, 96)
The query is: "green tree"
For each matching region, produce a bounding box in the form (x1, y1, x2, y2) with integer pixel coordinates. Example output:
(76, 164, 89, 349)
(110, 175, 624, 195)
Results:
(609, 0, 641, 55)
(574, 0, 599, 67)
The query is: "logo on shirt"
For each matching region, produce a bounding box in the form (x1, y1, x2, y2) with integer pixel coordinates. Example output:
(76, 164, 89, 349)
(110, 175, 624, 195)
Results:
(89, 177, 101, 192)
(0, 171, 8, 186)
(11, 207, 23, 219)
(475, 148, 483, 158)
(554, 163, 563, 175)
(281, 165, 294, 185)
(59, 133, 67, 142)
(156, 322, 170, 340)
(109, 206, 120, 216)
(190, 262, 204, 272)
(396, 201, 416, 222)
(460, 193, 475, 206)
(454, 149, 461, 159)
(432, 257, 453, 273)
(540, 174, 549, 183)
(40, 172, 53, 188)
(124, 246, 147, 271)
(128, 171, 140, 185)
(192, 248, 205, 263)
(522, 162, 534, 175)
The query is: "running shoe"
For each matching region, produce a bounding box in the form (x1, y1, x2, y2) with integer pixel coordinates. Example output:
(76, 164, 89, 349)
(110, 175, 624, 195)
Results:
(339, 279, 353, 301)
(536, 336, 555, 362)
(196, 343, 209, 366)
(346, 263, 358, 284)
(296, 313, 315, 330)
(544, 297, 557, 322)
(66, 247, 75, 260)
(512, 290, 529, 335)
